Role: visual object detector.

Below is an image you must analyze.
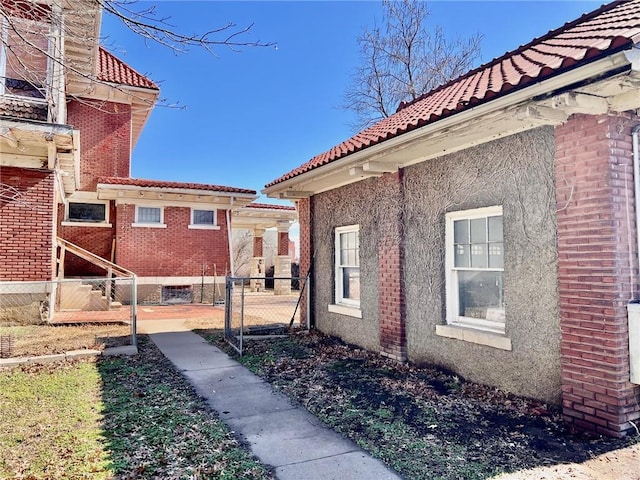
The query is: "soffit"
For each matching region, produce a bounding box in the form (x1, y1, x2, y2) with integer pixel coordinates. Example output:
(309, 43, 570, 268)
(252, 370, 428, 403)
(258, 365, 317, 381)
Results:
(232, 203, 298, 230)
(96, 177, 258, 207)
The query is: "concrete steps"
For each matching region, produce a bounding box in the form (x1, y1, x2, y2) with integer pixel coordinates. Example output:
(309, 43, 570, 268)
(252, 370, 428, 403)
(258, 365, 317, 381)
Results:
(59, 280, 122, 312)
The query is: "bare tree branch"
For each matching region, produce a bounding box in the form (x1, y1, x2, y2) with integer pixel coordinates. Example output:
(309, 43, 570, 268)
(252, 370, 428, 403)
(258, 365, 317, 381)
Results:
(343, 0, 482, 131)
(0, 0, 276, 120)
(99, 0, 275, 55)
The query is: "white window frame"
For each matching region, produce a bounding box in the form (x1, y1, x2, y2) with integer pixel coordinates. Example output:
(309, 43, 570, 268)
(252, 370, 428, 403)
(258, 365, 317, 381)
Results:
(0, 15, 51, 101)
(62, 200, 111, 227)
(133, 205, 166, 228)
(333, 224, 360, 309)
(188, 208, 219, 230)
(445, 206, 505, 334)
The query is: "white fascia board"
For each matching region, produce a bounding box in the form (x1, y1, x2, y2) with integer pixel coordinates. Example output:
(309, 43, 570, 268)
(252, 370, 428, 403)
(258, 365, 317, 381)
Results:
(97, 183, 256, 200)
(88, 82, 159, 103)
(0, 118, 74, 136)
(263, 50, 635, 198)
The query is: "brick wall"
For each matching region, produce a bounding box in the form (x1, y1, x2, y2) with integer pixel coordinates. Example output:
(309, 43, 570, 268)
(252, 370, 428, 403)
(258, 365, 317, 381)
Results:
(0, 167, 55, 280)
(297, 198, 313, 328)
(555, 113, 640, 436)
(277, 231, 289, 256)
(377, 171, 407, 361)
(67, 100, 131, 190)
(253, 236, 263, 257)
(115, 205, 230, 277)
(57, 203, 116, 276)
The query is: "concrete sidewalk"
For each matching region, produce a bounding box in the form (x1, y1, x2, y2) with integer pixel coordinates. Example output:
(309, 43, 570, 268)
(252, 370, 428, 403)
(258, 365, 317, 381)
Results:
(140, 320, 402, 480)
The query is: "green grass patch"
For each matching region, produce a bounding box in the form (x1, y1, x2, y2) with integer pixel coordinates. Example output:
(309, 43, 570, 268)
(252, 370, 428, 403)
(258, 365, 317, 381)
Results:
(97, 337, 272, 479)
(0, 337, 273, 479)
(0, 361, 111, 479)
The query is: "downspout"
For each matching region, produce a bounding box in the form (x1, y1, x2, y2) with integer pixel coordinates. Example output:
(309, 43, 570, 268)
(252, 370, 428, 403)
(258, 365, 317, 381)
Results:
(629, 123, 640, 385)
(226, 199, 234, 277)
(50, 161, 68, 322)
(634, 124, 640, 288)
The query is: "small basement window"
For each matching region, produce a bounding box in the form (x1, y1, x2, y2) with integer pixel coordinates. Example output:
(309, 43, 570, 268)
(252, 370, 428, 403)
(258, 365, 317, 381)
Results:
(161, 285, 192, 304)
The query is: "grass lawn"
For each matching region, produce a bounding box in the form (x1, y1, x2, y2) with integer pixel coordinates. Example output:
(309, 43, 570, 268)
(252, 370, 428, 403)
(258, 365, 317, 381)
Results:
(0, 323, 131, 358)
(0, 337, 273, 479)
(0, 361, 109, 478)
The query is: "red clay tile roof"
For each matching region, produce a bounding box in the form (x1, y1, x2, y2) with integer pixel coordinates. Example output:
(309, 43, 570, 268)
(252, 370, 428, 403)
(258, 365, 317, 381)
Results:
(98, 177, 256, 195)
(97, 47, 158, 90)
(266, 0, 640, 188)
(246, 203, 296, 211)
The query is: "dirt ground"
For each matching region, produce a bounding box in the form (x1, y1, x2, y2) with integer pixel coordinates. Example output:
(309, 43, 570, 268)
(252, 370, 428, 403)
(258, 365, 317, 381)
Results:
(493, 442, 640, 479)
(221, 331, 640, 480)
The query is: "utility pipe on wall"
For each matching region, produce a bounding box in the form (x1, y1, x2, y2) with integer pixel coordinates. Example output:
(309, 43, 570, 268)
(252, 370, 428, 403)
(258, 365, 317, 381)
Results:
(226, 207, 234, 277)
(634, 125, 640, 284)
(629, 123, 640, 385)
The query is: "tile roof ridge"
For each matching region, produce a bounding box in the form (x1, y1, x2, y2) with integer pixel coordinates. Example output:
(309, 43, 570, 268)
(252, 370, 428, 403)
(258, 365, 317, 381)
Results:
(97, 46, 159, 90)
(396, 0, 630, 113)
(246, 202, 296, 210)
(98, 176, 257, 194)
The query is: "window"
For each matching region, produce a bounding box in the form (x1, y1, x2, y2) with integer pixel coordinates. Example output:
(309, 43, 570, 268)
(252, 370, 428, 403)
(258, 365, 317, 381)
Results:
(67, 202, 106, 222)
(133, 206, 165, 227)
(446, 206, 504, 334)
(334, 225, 360, 307)
(189, 208, 218, 229)
(0, 15, 50, 99)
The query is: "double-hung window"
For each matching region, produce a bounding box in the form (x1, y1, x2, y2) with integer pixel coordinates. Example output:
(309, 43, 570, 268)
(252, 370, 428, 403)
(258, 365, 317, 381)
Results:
(0, 14, 50, 99)
(446, 206, 505, 334)
(334, 225, 360, 307)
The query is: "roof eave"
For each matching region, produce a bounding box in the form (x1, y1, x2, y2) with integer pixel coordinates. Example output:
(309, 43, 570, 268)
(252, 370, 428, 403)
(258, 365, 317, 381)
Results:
(263, 48, 640, 199)
(97, 182, 257, 208)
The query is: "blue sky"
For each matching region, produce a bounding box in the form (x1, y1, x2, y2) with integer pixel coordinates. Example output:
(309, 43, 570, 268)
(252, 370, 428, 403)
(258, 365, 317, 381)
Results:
(101, 1, 600, 202)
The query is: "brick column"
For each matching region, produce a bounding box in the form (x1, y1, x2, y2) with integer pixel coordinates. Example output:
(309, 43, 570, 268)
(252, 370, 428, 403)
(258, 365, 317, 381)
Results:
(250, 229, 265, 292)
(297, 198, 313, 328)
(277, 222, 290, 256)
(275, 222, 292, 295)
(555, 113, 640, 437)
(253, 232, 264, 257)
(378, 171, 407, 361)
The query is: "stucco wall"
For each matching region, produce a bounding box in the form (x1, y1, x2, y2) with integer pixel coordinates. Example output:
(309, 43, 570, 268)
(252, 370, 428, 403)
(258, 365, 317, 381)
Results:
(310, 127, 561, 403)
(312, 178, 383, 351)
(402, 127, 560, 403)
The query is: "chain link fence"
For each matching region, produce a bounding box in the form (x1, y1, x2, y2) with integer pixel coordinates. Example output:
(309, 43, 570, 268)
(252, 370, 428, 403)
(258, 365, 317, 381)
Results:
(0, 278, 137, 359)
(224, 276, 309, 355)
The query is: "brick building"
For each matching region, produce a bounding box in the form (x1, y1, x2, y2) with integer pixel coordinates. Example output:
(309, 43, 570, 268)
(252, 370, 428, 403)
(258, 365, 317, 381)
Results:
(265, 0, 640, 436)
(1, 1, 294, 305)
